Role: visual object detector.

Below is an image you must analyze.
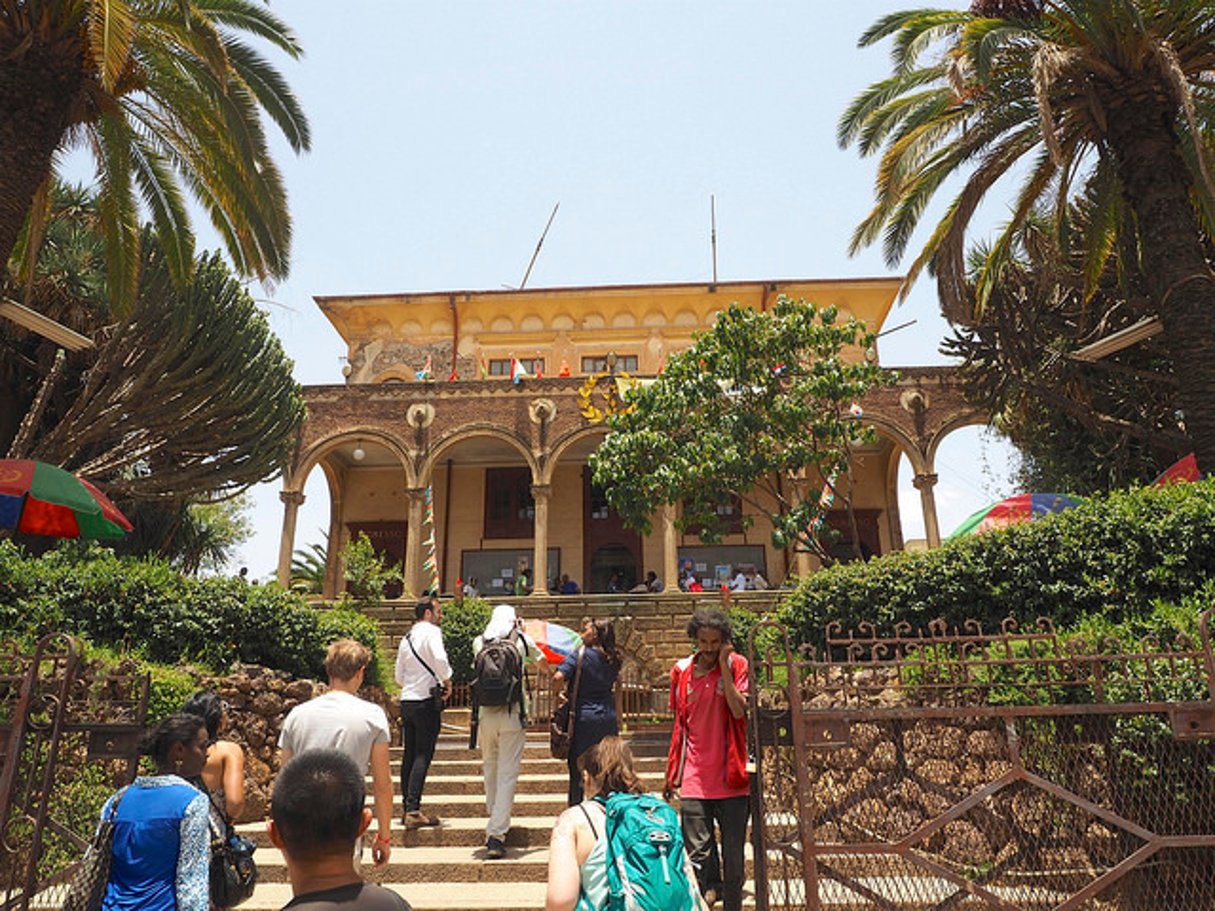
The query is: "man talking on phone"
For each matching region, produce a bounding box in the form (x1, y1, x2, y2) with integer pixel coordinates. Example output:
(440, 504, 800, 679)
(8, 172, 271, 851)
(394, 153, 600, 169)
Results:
(664, 609, 749, 911)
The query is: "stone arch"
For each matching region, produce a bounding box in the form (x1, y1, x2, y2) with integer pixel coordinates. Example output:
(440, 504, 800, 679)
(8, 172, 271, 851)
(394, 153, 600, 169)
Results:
(541, 425, 610, 485)
(925, 411, 992, 470)
(290, 428, 415, 493)
(422, 424, 539, 481)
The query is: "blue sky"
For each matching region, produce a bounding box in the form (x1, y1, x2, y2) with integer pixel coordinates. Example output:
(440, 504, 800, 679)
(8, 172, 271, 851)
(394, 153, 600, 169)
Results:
(203, 2, 1019, 575)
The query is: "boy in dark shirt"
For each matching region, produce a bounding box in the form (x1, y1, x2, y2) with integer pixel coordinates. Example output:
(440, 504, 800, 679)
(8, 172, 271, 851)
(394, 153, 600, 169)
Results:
(269, 750, 413, 911)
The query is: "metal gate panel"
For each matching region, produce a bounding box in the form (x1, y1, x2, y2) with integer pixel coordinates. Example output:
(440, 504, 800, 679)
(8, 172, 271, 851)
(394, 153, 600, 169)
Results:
(748, 613, 1215, 911)
(0, 635, 148, 911)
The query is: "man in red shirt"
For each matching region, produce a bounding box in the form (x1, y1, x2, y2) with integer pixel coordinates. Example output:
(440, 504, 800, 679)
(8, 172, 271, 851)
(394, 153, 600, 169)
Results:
(664, 610, 749, 911)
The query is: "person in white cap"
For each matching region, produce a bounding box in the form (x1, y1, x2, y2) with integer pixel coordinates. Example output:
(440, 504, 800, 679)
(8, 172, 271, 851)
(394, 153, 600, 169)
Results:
(470, 604, 537, 859)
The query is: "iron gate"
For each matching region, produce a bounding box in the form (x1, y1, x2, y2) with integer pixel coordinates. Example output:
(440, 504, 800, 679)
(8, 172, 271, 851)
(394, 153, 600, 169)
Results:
(748, 612, 1215, 911)
(0, 634, 149, 911)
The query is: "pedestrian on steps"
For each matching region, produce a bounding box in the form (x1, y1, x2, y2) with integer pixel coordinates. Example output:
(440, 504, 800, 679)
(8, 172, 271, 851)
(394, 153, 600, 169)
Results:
(395, 597, 452, 830)
(551, 618, 621, 805)
(471, 604, 539, 859)
(278, 639, 394, 870)
(664, 610, 750, 911)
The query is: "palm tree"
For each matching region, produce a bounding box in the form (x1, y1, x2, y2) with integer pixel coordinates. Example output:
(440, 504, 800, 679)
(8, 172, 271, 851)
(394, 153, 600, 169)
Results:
(0, 0, 311, 314)
(840, 1, 1215, 474)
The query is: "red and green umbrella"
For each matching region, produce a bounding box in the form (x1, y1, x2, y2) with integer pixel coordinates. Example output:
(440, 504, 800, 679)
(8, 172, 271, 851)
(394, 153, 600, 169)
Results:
(948, 492, 1079, 538)
(0, 459, 132, 539)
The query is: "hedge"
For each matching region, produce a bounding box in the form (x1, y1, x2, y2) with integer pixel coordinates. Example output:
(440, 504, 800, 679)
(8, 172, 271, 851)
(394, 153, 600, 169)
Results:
(0, 542, 384, 685)
(780, 479, 1215, 647)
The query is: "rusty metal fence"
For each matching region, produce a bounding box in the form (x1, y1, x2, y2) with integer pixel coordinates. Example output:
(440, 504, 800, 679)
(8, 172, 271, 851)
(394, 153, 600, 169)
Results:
(0, 635, 148, 911)
(748, 613, 1215, 911)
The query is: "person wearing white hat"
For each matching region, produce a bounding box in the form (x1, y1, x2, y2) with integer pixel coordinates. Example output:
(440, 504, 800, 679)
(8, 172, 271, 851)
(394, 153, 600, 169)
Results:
(471, 604, 537, 859)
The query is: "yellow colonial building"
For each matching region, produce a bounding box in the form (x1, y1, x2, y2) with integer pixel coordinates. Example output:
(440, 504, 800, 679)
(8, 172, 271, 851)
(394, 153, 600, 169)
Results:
(275, 279, 978, 599)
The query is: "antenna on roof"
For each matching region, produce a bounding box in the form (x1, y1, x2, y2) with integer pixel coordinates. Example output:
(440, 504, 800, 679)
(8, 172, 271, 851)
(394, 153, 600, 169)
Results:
(710, 195, 718, 284)
(519, 202, 560, 290)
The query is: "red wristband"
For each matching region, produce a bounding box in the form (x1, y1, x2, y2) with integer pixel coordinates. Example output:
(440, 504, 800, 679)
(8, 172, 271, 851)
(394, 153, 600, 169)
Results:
(374, 834, 391, 846)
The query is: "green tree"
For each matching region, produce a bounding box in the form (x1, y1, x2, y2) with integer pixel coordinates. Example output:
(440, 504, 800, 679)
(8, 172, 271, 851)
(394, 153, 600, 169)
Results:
(115, 494, 252, 574)
(840, 1, 1215, 475)
(943, 214, 1187, 492)
(341, 532, 405, 607)
(8, 227, 305, 500)
(589, 297, 893, 563)
(0, 0, 311, 313)
(290, 539, 328, 594)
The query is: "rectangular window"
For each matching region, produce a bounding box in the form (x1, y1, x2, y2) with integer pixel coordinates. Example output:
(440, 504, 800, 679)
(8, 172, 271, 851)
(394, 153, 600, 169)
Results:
(581, 355, 638, 374)
(487, 358, 544, 377)
(681, 495, 745, 537)
(484, 467, 534, 538)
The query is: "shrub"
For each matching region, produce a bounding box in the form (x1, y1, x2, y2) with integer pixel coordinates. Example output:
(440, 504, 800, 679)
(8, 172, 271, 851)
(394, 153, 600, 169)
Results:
(440, 596, 492, 685)
(0, 543, 384, 683)
(780, 480, 1215, 646)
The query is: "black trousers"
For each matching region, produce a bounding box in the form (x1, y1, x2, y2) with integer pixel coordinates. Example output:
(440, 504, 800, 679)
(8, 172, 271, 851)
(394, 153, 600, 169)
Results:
(680, 795, 749, 911)
(400, 698, 440, 812)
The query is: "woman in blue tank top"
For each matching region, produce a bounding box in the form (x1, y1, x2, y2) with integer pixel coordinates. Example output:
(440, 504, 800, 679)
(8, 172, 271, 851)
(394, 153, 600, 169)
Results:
(101, 713, 212, 911)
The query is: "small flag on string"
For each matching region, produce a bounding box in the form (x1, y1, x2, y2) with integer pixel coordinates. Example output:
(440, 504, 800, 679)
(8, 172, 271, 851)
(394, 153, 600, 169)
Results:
(558, 358, 571, 377)
(478, 356, 489, 380)
(510, 357, 529, 384)
(415, 355, 433, 382)
(448, 367, 459, 381)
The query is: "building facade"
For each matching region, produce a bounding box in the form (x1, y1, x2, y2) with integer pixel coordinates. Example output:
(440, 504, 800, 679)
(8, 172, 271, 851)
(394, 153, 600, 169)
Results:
(276, 279, 981, 598)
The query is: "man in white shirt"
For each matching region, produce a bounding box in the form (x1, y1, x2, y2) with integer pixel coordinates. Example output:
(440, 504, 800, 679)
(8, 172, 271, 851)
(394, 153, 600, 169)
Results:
(395, 598, 452, 829)
(279, 638, 393, 869)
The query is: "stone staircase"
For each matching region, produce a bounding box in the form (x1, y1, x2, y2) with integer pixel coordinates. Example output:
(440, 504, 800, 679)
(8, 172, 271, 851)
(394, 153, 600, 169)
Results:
(235, 726, 691, 910)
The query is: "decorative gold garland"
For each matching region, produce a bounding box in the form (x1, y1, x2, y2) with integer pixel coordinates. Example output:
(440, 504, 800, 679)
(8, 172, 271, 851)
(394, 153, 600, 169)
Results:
(578, 371, 638, 423)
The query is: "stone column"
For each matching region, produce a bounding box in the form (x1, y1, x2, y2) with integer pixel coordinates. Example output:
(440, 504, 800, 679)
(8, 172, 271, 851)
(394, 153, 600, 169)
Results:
(913, 472, 941, 549)
(276, 490, 305, 588)
(531, 484, 551, 595)
(661, 503, 678, 593)
(323, 488, 344, 599)
(405, 487, 427, 598)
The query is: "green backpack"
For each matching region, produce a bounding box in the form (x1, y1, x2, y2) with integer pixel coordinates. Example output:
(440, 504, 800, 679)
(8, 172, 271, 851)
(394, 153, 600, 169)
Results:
(601, 792, 699, 911)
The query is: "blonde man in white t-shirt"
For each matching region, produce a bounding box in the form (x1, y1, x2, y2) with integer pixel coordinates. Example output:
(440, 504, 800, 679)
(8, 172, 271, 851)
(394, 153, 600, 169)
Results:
(279, 638, 393, 869)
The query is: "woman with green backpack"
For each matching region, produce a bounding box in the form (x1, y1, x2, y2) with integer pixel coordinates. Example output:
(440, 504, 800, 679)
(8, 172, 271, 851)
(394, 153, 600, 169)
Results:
(544, 737, 706, 911)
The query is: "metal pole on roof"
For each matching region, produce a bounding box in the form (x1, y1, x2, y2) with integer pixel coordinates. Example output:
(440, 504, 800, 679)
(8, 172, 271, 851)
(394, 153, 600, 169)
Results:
(710, 194, 718, 285)
(520, 202, 559, 290)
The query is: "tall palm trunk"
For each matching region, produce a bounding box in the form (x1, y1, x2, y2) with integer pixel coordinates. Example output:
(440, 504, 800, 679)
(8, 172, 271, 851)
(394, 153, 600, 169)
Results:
(1104, 90, 1215, 475)
(0, 39, 82, 273)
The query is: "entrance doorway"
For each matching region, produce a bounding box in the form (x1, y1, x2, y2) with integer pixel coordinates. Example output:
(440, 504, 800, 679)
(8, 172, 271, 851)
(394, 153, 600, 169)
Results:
(583, 467, 641, 592)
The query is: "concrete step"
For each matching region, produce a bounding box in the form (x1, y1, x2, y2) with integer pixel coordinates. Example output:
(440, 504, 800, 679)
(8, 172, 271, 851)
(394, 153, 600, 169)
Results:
(405, 771, 667, 796)
(239, 815, 558, 848)
(244, 841, 756, 884)
(388, 754, 666, 777)
(240, 881, 758, 911)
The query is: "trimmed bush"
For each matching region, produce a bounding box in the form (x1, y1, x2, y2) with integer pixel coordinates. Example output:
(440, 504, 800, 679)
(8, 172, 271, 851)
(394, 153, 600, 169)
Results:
(441, 596, 493, 685)
(780, 480, 1215, 646)
(0, 542, 384, 685)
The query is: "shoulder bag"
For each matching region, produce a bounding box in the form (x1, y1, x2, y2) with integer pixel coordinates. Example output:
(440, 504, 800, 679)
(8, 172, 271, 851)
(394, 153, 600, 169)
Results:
(63, 786, 128, 911)
(550, 646, 585, 760)
(205, 789, 258, 908)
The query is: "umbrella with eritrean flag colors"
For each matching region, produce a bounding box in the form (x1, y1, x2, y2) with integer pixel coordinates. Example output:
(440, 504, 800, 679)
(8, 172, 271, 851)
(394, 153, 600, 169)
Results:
(522, 619, 583, 664)
(948, 492, 1079, 539)
(0, 459, 132, 539)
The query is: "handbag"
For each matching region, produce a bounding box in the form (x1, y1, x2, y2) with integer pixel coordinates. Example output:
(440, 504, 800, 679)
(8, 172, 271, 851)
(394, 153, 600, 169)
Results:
(205, 789, 258, 908)
(550, 647, 584, 760)
(63, 786, 128, 911)
(406, 632, 446, 712)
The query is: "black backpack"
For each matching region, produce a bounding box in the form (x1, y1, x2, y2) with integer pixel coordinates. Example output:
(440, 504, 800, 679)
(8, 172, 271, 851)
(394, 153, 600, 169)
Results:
(473, 631, 523, 712)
